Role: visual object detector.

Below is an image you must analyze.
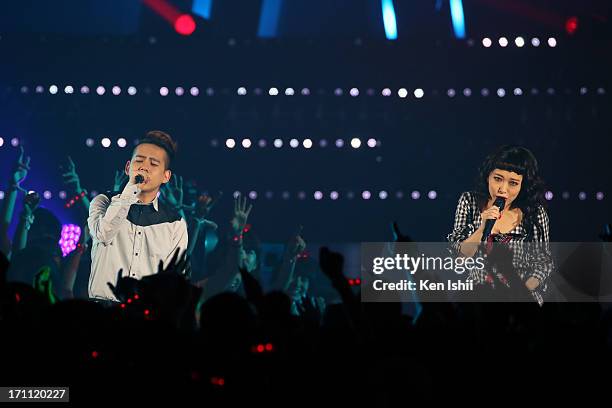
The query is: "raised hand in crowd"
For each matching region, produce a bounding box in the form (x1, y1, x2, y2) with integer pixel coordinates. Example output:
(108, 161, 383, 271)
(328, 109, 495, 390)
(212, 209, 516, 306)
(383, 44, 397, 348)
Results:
(33, 265, 58, 305)
(61, 156, 90, 212)
(107, 268, 140, 302)
(113, 169, 129, 192)
(274, 225, 306, 291)
(160, 174, 185, 218)
(231, 194, 253, 234)
(391, 221, 413, 242)
(1, 147, 31, 256)
(10, 146, 31, 189)
(11, 191, 41, 254)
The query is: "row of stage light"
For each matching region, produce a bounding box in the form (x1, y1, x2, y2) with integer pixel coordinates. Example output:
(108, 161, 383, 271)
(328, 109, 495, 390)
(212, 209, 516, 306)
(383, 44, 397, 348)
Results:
(0, 190, 605, 202)
(12, 86, 607, 98)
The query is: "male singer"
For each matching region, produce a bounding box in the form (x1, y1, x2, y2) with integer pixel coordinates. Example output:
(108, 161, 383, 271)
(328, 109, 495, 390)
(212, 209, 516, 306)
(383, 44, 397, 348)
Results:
(87, 131, 188, 301)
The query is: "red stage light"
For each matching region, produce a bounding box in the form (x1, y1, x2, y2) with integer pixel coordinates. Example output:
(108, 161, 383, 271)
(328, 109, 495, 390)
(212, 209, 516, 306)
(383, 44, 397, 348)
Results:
(565, 16, 578, 35)
(174, 14, 196, 36)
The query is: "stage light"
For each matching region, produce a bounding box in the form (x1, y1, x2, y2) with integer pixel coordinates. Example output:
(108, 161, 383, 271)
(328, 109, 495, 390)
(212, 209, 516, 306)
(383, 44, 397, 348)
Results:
(301, 88, 310, 95)
(127, 86, 137, 95)
(447, 88, 456, 97)
(497, 88, 506, 97)
(367, 138, 377, 148)
(289, 139, 299, 148)
(330, 191, 339, 200)
(298, 191, 306, 200)
(80, 86, 90, 94)
(190, 87, 199, 96)
(233, 191, 241, 199)
(175, 87, 184, 96)
(579, 87, 588, 95)
(482, 37, 492, 47)
(210, 139, 219, 147)
(334, 88, 343, 96)
(596, 192, 604, 201)
(225, 138, 236, 148)
(49, 85, 58, 94)
(258, 139, 267, 148)
(335, 139, 344, 148)
(513, 88, 523, 96)
(96, 86, 105, 95)
(59, 224, 82, 256)
(578, 192, 586, 200)
(0, 191, 4, 200)
(285, 88, 295, 96)
(273, 139, 283, 148)
(449, 0, 466, 39)
(242, 139, 252, 148)
(11, 138, 19, 147)
(265, 191, 273, 199)
(350, 88, 359, 97)
(269, 87, 279, 96)
(59, 191, 67, 199)
(362, 190, 371, 200)
(396, 190, 404, 199)
(411, 191, 421, 199)
(101, 138, 111, 148)
(381, 0, 398, 40)
(428, 190, 437, 199)
(597, 88, 605, 95)
(414, 88, 424, 98)
(562, 191, 570, 200)
(382, 88, 391, 96)
(314, 191, 323, 200)
(545, 191, 553, 201)
(319, 139, 328, 147)
(515, 37, 525, 47)
(531, 37, 540, 47)
(282, 191, 290, 200)
(64, 85, 74, 94)
(565, 17, 578, 35)
(174, 14, 196, 36)
(463, 88, 472, 97)
(351, 138, 361, 148)
(237, 87, 247, 95)
(546, 88, 555, 95)
(0, 137, 3, 147)
(159, 87, 169, 96)
(117, 138, 127, 148)
(303, 139, 313, 149)
(112, 86, 121, 95)
(248, 191, 257, 199)
(481, 88, 490, 96)
(398, 88, 408, 98)
(206, 87, 214, 96)
(547, 37, 557, 47)
(499, 37, 508, 47)
(43, 191, 52, 199)
(379, 190, 388, 199)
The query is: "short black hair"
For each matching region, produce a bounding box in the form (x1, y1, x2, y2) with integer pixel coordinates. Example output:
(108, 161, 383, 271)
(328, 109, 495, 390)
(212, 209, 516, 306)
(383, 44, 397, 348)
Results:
(134, 130, 178, 169)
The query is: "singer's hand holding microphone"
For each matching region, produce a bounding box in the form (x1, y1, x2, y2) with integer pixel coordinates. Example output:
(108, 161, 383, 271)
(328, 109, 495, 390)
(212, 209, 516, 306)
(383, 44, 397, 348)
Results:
(479, 197, 506, 241)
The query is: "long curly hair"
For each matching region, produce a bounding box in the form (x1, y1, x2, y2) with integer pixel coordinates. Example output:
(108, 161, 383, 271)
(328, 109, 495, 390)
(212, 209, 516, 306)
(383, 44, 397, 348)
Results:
(474, 145, 546, 240)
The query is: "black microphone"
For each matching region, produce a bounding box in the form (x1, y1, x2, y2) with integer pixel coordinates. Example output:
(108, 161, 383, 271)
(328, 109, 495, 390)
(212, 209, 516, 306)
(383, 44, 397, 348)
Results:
(481, 196, 506, 242)
(134, 174, 145, 184)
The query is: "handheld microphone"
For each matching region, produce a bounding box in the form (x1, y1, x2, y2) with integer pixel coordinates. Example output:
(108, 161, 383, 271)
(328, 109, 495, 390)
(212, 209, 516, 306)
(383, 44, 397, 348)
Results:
(134, 174, 145, 184)
(481, 196, 506, 242)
